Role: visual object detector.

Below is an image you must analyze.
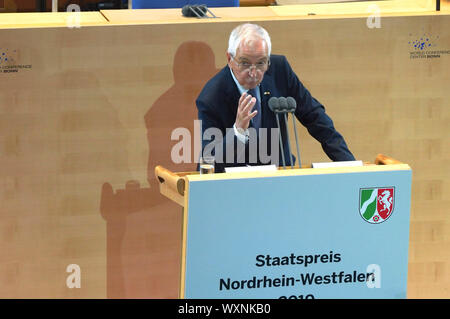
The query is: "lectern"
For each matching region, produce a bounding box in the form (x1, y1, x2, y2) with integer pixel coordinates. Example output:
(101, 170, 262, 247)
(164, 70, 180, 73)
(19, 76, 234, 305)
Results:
(155, 155, 412, 299)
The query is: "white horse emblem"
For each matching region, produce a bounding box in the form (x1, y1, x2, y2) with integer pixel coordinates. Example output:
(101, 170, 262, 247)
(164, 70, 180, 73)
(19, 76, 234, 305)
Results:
(378, 190, 393, 215)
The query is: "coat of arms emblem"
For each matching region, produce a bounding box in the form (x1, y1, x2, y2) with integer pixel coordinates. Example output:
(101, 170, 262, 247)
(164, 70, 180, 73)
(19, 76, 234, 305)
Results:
(359, 187, 395, 224)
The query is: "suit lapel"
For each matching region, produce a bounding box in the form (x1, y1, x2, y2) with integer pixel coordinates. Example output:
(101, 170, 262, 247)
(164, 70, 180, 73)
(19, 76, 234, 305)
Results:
(259, 71, 276, 129)
(223, 67, 241, 120)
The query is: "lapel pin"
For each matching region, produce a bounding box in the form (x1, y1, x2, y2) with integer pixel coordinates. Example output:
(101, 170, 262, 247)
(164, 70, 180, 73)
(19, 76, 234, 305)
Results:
(264, 91, 271, 95)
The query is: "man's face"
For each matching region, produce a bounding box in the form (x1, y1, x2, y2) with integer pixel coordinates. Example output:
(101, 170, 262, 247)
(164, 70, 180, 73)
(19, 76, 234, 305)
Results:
(227, 38, 269, 90)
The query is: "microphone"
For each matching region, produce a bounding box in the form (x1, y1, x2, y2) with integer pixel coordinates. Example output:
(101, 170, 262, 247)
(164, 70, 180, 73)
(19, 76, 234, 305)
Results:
(286, 97, 301, 168)
(181, 5, 217, 18)
(181, 5, 206, 18)
(268, 96, 280, 112)
(181, 5, 193, 17)
(268, 97, 286, 169)
(278, 97, 294, 168)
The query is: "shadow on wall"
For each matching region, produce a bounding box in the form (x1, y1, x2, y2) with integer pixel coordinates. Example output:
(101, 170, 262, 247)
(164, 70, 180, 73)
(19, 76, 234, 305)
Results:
(145, 40, 219, 182)
(100, 41, 218, 298)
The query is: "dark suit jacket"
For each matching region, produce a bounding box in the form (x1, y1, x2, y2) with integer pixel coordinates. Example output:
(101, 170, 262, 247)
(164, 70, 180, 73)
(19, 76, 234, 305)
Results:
(196, 54, 355, 172)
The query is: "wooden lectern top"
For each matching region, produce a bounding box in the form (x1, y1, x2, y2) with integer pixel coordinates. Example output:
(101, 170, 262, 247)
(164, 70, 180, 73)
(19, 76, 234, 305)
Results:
(155, 154, 409, 207)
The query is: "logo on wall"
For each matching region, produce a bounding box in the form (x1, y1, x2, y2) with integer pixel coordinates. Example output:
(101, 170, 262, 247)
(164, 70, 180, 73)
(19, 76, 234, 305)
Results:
(359, 187, 395, 224)
(408, 32, 450, 60)
(0, 48, 17, 64)
(0, 48, 32, 73)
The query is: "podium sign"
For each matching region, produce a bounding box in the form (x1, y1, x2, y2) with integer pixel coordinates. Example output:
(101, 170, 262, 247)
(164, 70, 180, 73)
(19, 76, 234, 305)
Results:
(180, 165, 412, 299)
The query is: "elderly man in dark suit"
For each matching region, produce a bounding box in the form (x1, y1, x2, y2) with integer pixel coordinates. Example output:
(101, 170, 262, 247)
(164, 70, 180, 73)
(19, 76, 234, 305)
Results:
(196, 23, 355, 172)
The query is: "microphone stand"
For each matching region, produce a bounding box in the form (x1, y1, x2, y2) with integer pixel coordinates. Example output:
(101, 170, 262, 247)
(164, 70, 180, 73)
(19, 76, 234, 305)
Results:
(188, 5, 219, 19)
(278, 97, 294, 169)
(286, 97, 301, 169)
(275, 113, 286, 169)
(189, 6, 205, 18)
(282, 112, 294, 169)
(291, 111, 301, 168)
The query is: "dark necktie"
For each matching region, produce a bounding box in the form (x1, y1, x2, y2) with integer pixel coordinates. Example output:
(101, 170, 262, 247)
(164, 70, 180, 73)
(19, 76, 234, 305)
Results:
(248, 87, 261, 130)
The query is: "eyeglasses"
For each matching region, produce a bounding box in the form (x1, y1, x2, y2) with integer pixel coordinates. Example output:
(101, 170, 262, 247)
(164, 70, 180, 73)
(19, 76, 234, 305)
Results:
(231, 55, 270, 72)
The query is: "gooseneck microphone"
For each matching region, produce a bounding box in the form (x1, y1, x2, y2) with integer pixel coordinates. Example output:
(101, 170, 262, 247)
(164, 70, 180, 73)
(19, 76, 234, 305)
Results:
(286, 97, 301, 168)
(268, 97, 286, 169)
(269, 96, 302, 169)
(278, 97, 294, 169)
(181, 5, 218, 18)
(181, 5, 206, 17)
